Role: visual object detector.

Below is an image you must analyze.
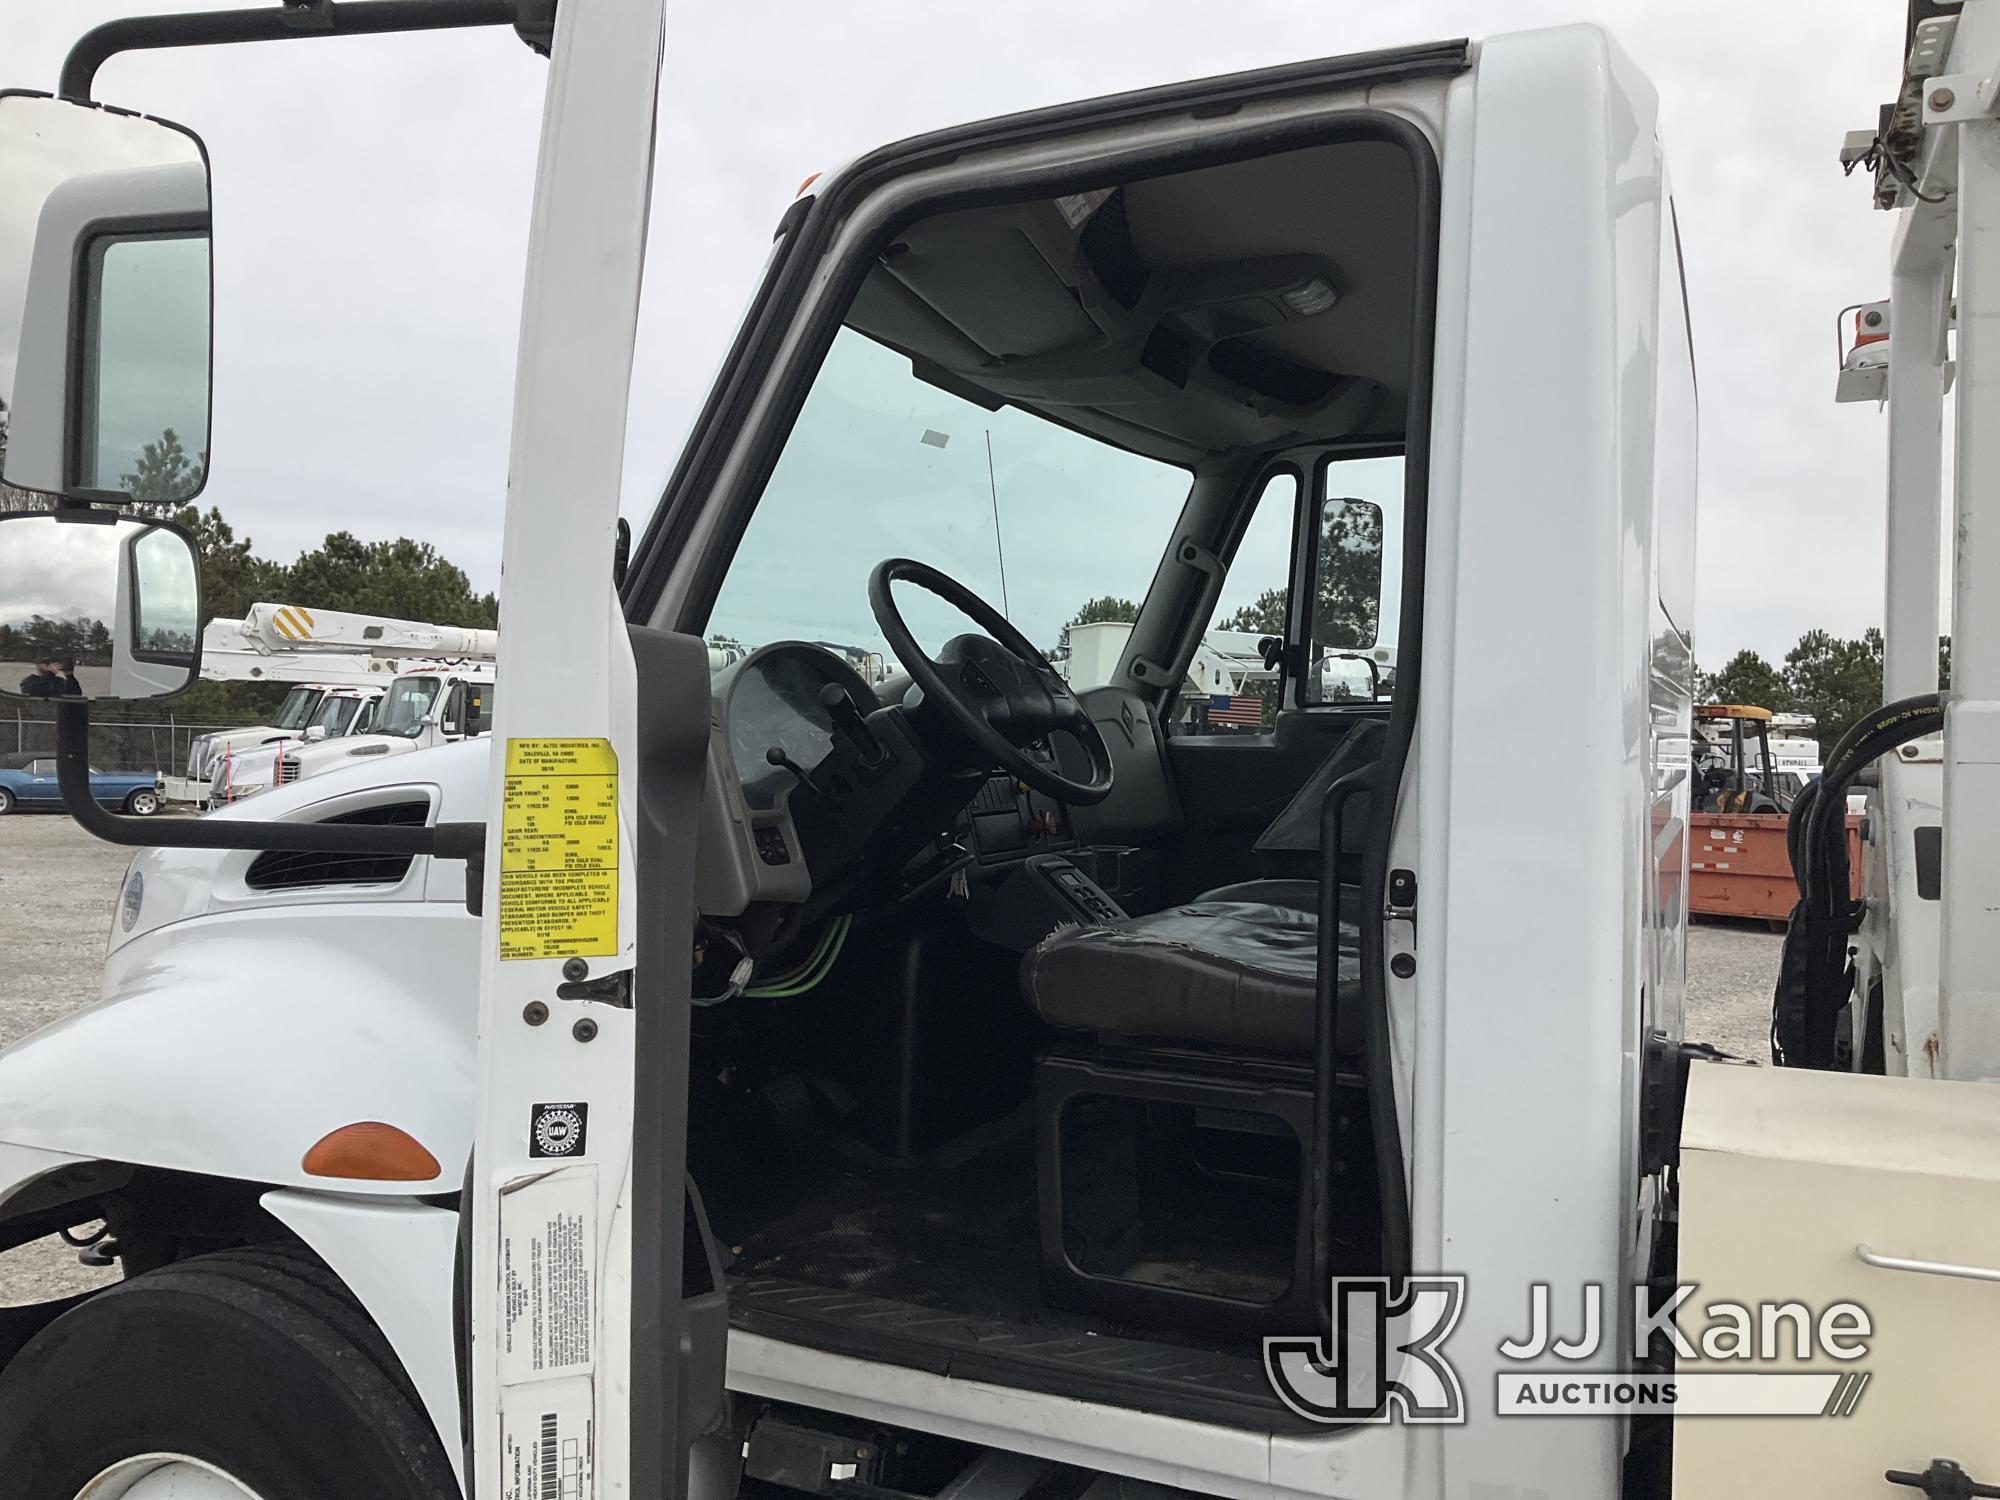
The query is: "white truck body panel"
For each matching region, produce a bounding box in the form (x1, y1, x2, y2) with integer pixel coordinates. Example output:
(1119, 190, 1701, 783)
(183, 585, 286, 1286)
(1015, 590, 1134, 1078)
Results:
(1677, 1065, 2000, 1497)
(1422, 26, 1686, 1499)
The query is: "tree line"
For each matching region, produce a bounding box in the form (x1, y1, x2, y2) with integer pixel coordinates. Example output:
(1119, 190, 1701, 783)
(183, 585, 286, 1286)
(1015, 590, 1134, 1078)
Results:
(1698, 627, 1950, 749)
(0, 615, 112, 664)
(4, 423, 499, 722)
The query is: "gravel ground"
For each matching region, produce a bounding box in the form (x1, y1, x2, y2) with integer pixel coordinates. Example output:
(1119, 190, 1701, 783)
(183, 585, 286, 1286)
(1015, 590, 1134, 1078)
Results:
(1686, 919, 1782, 1062)
(0, 815, 1786, 1308)
(0, 815, 145, 1306)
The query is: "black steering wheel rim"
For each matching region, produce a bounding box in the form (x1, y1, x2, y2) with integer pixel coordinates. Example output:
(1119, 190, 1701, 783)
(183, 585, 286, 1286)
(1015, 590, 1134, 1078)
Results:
(867, 557, 1114, 806)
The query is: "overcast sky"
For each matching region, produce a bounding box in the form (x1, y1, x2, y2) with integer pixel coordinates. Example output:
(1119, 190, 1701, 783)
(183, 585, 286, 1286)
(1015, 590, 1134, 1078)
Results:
(1, 0, 1915, 669)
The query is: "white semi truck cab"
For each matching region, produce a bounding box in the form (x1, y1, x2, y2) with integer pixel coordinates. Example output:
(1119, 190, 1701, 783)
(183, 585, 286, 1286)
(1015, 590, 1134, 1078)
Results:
(0, 5, 1991, 1500)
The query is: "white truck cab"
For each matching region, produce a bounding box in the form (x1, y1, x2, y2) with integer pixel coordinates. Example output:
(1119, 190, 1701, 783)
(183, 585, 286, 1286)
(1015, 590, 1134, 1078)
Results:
(175, 681, 331, 804)
(210, 684, 384, 804)
(274, 666, 495, 787)
(0, 5, 1992, 1500)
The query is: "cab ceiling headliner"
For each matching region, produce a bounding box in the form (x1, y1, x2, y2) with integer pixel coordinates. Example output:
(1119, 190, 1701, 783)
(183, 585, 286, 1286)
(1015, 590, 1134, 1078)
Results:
(847, 138, 1419, 466)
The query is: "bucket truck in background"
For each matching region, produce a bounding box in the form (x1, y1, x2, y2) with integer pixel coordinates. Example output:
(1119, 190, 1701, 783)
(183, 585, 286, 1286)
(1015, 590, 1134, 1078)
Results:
(168, 602, 499, 806)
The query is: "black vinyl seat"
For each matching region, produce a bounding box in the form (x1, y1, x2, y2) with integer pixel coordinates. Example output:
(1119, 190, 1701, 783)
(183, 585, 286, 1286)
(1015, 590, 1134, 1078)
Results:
(1021, 882, 1359, 1056)
(1023, 714, 1384, 1057)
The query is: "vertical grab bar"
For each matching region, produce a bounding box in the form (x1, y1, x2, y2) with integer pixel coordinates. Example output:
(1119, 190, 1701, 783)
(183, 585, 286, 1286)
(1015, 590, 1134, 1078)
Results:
(1314, 766, 1377, 1318)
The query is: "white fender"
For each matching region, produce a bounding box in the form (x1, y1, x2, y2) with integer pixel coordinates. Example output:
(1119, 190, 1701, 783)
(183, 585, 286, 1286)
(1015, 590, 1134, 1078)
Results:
(0, 905, 476, 1195)
(262, 1189, 465, 1492)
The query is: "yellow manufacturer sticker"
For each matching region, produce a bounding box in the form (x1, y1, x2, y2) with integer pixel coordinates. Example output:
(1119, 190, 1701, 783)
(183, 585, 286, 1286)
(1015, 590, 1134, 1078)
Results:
(498, 738, 618, 961)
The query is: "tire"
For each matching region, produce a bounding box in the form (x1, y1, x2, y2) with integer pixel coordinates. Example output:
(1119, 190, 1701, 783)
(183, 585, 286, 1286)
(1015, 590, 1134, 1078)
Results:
(124, 788, 160, 816)
(0, 1246, 457, 1499)
(0, 789, 13, 815)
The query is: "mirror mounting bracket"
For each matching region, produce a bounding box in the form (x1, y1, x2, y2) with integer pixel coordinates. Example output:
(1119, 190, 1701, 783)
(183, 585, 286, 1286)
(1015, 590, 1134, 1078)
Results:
(60, 0, 540, 104)
(53, 699, 484, 860)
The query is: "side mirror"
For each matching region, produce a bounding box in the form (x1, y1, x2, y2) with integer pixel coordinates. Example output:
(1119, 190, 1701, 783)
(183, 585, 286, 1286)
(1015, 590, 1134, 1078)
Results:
(303, 724, 328, 742)
(0, 510, 202, 699)
(1256, 634, 1285, 673)
(0, 92, 212, 505)
(1311, 496, 1385, 652)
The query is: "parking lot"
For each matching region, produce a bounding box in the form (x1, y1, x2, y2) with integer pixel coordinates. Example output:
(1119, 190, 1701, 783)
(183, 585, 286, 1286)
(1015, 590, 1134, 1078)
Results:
(0, 815, 1783, 1305)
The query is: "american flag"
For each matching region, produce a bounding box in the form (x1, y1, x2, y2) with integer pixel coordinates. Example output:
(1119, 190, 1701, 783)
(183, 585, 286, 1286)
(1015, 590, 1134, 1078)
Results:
(1207, 694, 1264, 728)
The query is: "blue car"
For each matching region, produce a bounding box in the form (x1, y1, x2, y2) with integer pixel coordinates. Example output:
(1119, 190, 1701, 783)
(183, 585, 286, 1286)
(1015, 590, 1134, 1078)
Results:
(0, 754, 163, 816)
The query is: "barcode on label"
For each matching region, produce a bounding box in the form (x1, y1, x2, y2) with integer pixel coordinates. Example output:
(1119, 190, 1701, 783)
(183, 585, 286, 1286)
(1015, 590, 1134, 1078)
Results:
(540, 1411, 558, 1499)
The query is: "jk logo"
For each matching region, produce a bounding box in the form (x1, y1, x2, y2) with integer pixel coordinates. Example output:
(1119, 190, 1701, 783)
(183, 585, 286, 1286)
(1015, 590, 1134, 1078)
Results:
(1264, 1277, 1468, 1424)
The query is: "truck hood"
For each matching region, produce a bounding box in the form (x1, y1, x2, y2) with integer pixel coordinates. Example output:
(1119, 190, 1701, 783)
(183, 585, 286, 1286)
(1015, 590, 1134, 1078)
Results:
(113, 738, 496, 952)
(281, 731, 423, 780)
(206, 734, 492, 824)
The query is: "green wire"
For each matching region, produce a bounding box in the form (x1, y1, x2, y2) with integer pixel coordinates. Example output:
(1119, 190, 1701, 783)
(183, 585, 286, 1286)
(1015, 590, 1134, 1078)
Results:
(744, 915, 851, 998)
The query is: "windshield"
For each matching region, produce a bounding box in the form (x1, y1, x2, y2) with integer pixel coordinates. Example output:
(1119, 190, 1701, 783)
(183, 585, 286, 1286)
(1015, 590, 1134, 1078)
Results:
(376, 677, 440, 738)
(308, 695, 363, 736)
(270, 687, 323, 731)
(708, 328, 1190, 669)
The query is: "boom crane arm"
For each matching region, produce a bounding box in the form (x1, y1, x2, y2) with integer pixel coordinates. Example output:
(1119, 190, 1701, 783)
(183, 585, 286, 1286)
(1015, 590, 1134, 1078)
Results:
(198, 602, 500, 686)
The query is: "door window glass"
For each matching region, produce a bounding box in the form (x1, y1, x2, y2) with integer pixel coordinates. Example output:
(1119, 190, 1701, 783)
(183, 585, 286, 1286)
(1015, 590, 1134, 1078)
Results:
(1181, 471, 1298, 734)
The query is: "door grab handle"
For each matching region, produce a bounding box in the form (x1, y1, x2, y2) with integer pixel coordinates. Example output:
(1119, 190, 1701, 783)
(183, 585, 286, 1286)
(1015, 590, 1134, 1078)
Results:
(1856, 1244, 2000, 1283)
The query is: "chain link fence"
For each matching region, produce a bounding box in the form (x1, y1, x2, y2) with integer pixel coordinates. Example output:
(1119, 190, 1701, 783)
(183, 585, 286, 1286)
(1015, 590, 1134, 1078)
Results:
(5, 707, 258, 775)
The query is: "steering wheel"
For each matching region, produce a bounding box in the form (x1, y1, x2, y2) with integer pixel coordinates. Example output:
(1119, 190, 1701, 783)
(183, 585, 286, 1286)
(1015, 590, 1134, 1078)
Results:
(868, 558, 1115, 806)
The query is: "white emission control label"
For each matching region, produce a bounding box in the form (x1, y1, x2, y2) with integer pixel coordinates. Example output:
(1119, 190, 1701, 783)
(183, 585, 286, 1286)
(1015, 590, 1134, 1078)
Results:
(501, 1376, 593, 1500)
(499, 1165, 598, 1384)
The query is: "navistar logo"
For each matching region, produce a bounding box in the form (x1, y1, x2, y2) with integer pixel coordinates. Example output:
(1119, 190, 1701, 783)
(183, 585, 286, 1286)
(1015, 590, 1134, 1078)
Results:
(1264, 1279, 1873, 1424)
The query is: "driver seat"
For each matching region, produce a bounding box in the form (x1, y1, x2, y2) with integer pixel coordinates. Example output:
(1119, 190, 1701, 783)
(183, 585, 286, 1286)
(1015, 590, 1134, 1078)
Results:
(1023, 713, 1381, 1055)
(1019, 881, 1361, 1055)
(1016, 729, 1381, 1335)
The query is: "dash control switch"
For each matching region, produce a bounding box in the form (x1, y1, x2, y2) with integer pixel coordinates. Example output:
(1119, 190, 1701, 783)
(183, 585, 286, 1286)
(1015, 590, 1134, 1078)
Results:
(1029, 853, 1127, 925)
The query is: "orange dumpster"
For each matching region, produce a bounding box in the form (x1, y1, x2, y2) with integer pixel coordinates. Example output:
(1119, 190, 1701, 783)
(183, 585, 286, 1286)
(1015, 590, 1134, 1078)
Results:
(1688, 811, 1863, 921)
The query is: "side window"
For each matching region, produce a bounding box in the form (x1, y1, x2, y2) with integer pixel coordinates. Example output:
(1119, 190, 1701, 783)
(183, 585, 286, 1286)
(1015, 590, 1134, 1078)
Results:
(1187, 471, 1300, 735)
(28, 759, 52, 776)
(1304, 454, 1403, 704)
(440, 683, 466, 737)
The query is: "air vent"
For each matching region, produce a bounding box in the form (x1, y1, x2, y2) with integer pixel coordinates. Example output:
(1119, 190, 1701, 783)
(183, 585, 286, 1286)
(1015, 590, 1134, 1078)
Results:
(244, 799, 431, 891)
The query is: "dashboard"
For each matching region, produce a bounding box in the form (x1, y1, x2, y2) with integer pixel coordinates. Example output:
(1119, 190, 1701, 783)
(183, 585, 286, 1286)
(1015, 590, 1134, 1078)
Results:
(724, 646, 879, 811)
(696, 643, 885, 918)
(695, 640, 1080, 924)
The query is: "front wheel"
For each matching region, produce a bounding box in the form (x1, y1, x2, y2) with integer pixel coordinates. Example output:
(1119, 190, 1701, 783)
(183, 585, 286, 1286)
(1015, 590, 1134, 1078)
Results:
(0, 788, 13, 815)
(0, 1246, 458, 1500)
(124, 788, 160, 816)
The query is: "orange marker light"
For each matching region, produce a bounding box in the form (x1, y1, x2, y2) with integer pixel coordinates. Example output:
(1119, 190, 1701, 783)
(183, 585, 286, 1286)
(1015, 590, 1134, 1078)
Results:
(302, 1122, 441, 1182)
(796, 171, 821, 199)
(1854, 307, 1889, 347)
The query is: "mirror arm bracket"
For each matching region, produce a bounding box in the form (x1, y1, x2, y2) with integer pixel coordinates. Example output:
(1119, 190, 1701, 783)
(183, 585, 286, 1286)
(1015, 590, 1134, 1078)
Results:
(60, 0, 530, 103)
(54, 700, 484, 858)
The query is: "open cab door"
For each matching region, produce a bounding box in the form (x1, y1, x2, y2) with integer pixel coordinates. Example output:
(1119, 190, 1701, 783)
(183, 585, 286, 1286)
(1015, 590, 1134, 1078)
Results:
(617, 32, 1466, 1498)
(462, 7, 725, 1500)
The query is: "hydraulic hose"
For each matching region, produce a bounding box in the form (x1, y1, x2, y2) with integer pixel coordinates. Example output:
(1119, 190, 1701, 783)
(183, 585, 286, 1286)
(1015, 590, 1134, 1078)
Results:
(1772, 694, 1944, 1068)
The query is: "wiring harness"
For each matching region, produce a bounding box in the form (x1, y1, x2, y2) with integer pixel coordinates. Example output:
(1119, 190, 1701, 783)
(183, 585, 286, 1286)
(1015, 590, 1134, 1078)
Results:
(693, 914, 853, 1006)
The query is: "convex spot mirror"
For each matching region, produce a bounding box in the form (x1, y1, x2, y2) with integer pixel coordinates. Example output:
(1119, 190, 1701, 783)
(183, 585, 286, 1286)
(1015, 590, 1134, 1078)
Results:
(0, 510, 202, 700)
(0, 92, 212, 506)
